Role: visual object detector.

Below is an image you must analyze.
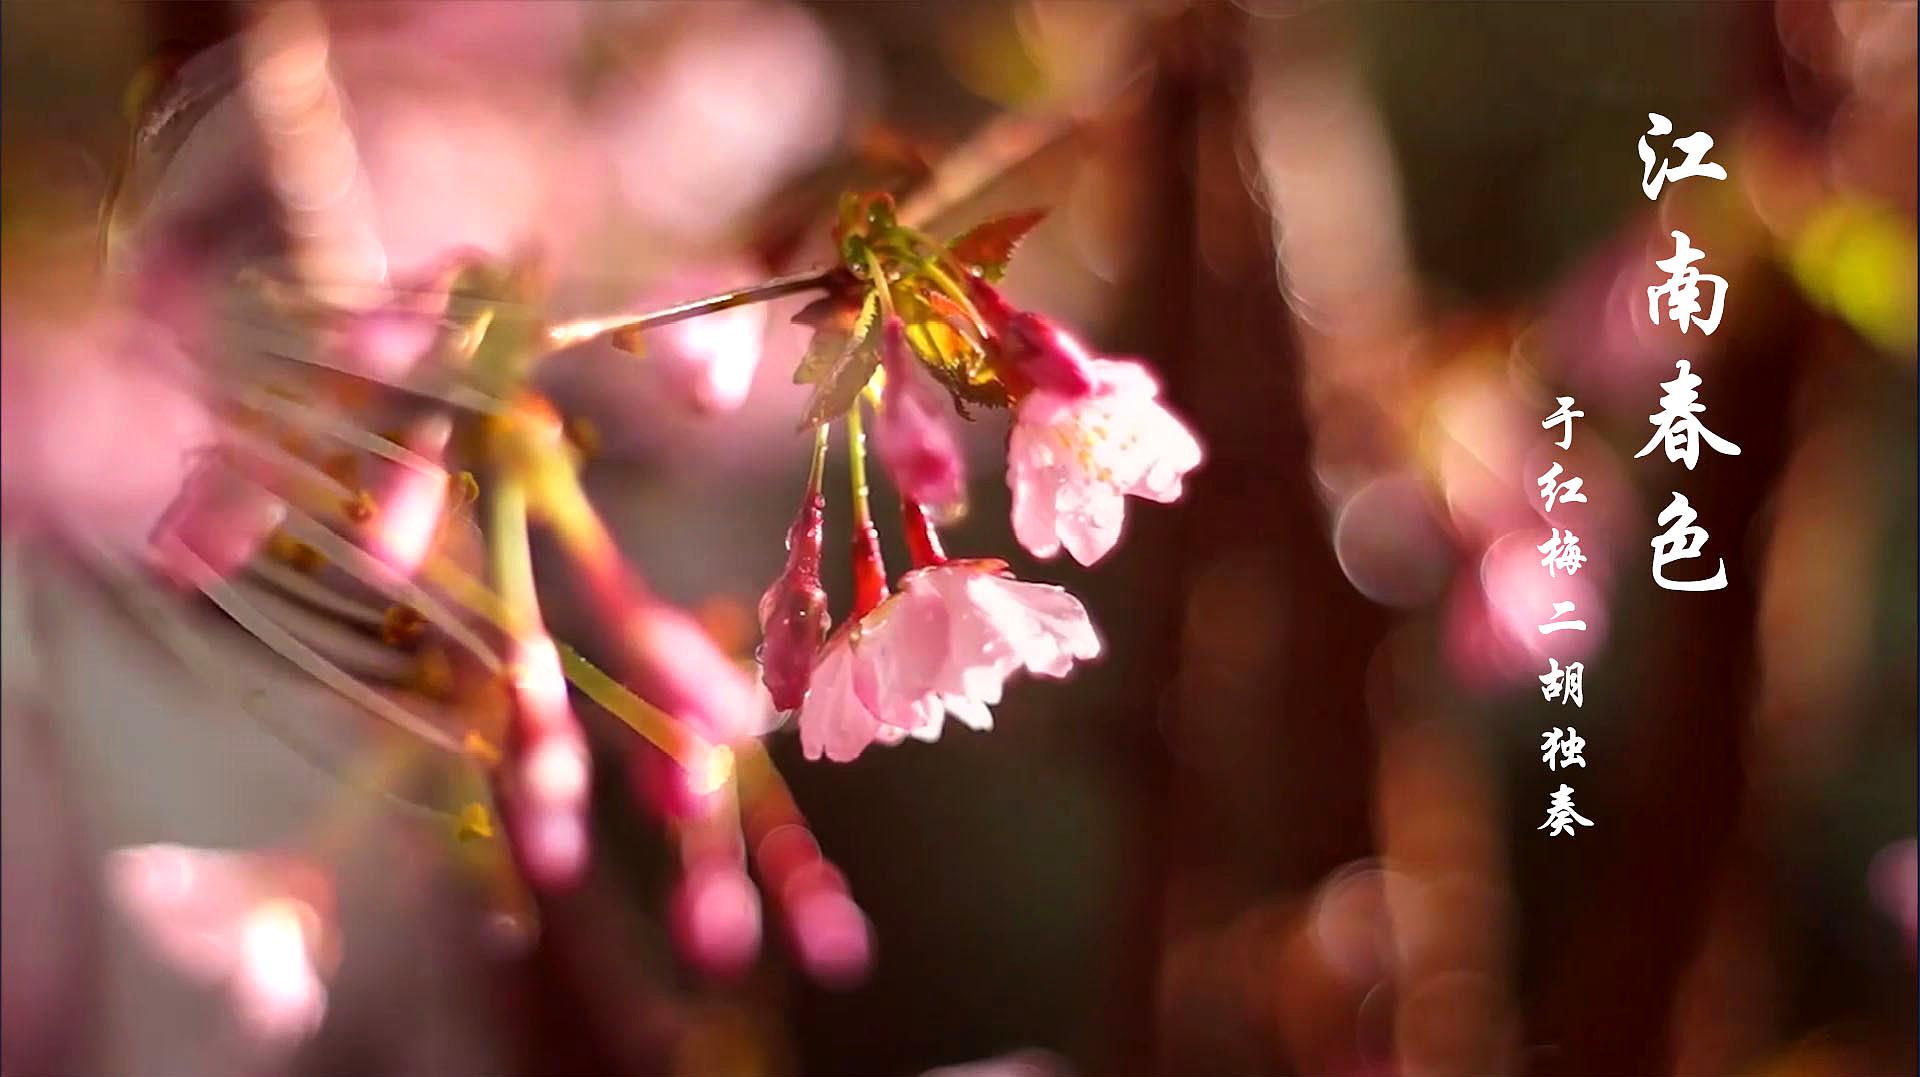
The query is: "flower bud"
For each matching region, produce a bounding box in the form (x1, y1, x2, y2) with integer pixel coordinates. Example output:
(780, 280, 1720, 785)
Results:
(1001, 312, 1099, 398)
(872, 317, 965, 511)
(967, 279, 1097, 399)
(758, 489, 829, 711)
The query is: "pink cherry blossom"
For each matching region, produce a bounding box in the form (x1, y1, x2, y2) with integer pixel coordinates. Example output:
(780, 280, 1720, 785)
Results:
(873, 317, 966, 511)
(1, 308, 219, 558)
(105, 844, 336, 1049)
(796, 560, 1100, 762)
(1007, 358, 1202, 566)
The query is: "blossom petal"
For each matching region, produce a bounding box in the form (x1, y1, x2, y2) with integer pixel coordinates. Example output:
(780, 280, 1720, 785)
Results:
(1005, 357, 1201, 566)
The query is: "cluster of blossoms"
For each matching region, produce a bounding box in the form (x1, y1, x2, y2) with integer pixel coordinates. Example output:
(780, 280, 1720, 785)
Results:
(760, 194, 1202, 761)
(73, 137, 1197, 1045)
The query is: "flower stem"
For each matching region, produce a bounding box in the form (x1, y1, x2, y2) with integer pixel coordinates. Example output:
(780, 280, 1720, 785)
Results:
(845, 405, 889, 616)
(861, 250, 897, 321)
(511, 428, 735, 777)
(807, 421, 829, 494)
(845, 404, 873, 530)
(557, 643, 731, 792)
(543, 267, 839, 351)
(483, 474, 539, 634)
(913, 252, 988, 334)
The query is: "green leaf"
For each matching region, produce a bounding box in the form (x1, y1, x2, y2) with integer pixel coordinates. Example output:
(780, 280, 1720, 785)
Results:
(793, 329, 849, 385)
(795, 332, 882, 430)
(849, 288, 880, 344)
(793, 291, 879, 384)
(947, 208, 1049, 281)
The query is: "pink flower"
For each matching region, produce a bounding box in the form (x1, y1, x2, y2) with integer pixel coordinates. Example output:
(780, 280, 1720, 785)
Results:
(1007, 358, 1202, 566)
(105, 844, 336, 1049)
(797, 560, 1100, 762)
(873, 318, 966, 512)
(1, 309, 218, 557)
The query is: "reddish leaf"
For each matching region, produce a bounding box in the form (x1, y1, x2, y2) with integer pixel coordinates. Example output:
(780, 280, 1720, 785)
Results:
(946, 208, 1049, 281)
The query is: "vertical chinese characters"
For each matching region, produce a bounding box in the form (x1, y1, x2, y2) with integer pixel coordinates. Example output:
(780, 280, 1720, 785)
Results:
(1534, 395, 1593, 835)
(1635, 115, 1740, 594)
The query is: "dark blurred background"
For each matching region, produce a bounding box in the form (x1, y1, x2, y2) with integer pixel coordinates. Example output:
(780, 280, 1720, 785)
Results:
(3, 2, 1914, 1075)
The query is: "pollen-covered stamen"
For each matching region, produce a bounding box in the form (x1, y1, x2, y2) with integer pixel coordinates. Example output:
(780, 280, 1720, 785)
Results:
(265, 530, 327, 573)
(378, 602, 425, 646)
(340, 490, 376, 524)
(758, 426, 831, 712)
(1050, 421, 1122, 486)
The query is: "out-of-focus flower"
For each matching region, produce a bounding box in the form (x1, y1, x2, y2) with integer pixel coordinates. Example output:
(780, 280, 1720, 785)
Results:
(797, 560, 1099, 762)
(777, 859, 871, 988)
(1871, 839, 1917, 955)
(874, 317, 967, 512)
(595, 2, 844, 244)
(502, 634, 591, 888)
(647, 275, 772, 416)
(1008, 357, 1203, 566)
(670, 856, 763, 979)
(747, 821, 869, 985)
(106, 844, 337, 1050)
(560, 263, 775, 423)
(0, 309, 217, 558)
(599, 579, 769, 747)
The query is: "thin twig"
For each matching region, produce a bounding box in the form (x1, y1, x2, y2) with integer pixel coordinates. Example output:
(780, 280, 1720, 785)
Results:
(542, 267, 839, 351)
